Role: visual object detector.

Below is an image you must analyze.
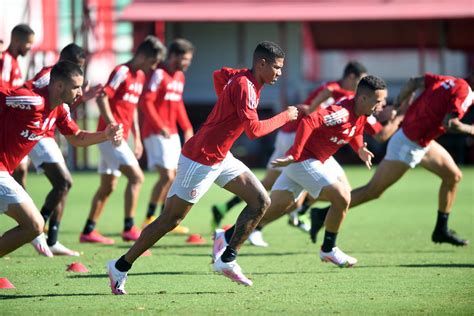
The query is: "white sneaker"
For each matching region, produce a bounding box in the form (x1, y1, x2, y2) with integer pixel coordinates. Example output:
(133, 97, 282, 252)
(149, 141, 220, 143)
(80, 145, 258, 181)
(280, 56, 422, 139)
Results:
(320, 247, 357, 268)
(107, 260, 128, 295)
(248, 230, 268, 247)
(213, 257, 253, 286)
(212, 229, 228, 263)
(49, 241, 80, 256)
(31, 233, 53, 257)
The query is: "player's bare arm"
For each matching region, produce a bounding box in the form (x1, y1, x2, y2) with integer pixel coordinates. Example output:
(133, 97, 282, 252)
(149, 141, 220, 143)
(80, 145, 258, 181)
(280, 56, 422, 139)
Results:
(443, 114, 474, 135)
(132, 109, 143, 158)
(309, 88, 332, 112)
(394, 76, 424, 109)
(64, 123, 123, 146)
(271, 154, 294, 167)
(96, 92, 116, 125)
(357, 142, 375, 169)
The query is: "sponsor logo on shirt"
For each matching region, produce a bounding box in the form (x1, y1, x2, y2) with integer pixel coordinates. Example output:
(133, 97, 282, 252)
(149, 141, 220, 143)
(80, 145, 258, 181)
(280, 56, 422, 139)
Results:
(20, 129, 43, 141)
(323, 108, 349, 126)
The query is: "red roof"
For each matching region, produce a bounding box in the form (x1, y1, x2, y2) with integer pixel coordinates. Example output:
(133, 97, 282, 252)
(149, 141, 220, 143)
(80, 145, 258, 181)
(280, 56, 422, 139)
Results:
(121, 0, 474, 22)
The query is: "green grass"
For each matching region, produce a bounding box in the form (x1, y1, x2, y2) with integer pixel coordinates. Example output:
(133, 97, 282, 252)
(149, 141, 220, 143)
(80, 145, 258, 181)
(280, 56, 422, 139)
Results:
(1, 167, 474, 315)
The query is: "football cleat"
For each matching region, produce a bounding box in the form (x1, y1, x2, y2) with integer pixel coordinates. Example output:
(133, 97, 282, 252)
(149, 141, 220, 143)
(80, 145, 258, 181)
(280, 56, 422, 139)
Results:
(122, 226, 142, 242)
(248, 230, 269, 247)
(80, 230, 115, 245)
(432, 229, 469, 246)
(142, 215, 157, 229)
(107, 260, 128, 295)
(320, 247, 357, 268)
(213, 257, 253, 286)
(31, 233, 54, 257)
(212, 229, 228, 263)
(49, 241, 80, 256)
(288, 211, 311, 232)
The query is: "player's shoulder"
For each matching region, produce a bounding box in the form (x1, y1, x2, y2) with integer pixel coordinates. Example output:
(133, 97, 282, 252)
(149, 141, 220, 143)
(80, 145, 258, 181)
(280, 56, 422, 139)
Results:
(112, 64, 131, 76)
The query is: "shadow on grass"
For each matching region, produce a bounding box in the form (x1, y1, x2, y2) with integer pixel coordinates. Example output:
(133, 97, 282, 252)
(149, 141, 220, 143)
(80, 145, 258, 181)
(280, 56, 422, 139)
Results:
(0, 293, 105, 300)
(356, 263, 474, 269)
(400, 263, 474, 268)
(116, 244, 210, 250)
(68, 269, 334, 279)
(0, 290, 237, 300)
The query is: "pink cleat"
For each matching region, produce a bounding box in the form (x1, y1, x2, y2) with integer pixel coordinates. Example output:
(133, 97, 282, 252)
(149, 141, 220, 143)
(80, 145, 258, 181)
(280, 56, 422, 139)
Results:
(107, 260, 127, 295)
(213, 257, 253, 286)
(80, 230, 115, 245)
(212, 229, 228, 263)
(31, 233, 54, 257)
(121, 226, 141, 242)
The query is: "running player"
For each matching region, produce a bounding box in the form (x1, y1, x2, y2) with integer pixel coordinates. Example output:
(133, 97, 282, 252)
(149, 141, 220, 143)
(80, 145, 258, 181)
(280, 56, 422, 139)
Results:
(141, 39, 194, 235)
(0, 61, 123, 257)
(217, 75, 388, 267)
(210, 62, 368, 233)
(26, 43, 102, 256)
(310, 73, 474, 246)
(0, 24, 35, 188)
(107, 41, 298, 294)
(80, 36, 166, 245)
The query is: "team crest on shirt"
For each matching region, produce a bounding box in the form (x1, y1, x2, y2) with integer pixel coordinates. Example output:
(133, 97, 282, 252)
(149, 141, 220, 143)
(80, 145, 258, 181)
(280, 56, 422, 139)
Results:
(190, 189, 198, 198)
(323, 109, 349, 126)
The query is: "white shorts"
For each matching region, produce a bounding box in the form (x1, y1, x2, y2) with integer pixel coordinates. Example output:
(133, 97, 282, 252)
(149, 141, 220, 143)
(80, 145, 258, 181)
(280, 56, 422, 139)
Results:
(144, 133, 181, 170)
(272, 158, 339, 201)
(98, 141, 139, 177)
(167, 153, 251, 204)
(0, 172, 32, 214)
(324, 156, 345, 179)
(266, 131, 296, 170)
(385, 129, 430, 168)
(29, 137, 66, 172)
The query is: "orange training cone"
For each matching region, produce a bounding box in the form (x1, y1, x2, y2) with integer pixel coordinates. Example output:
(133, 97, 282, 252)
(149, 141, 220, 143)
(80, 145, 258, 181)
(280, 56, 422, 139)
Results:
(66, 262, 89, 273)
(0, 278, 15, 289)
(186, 234, 206, 244)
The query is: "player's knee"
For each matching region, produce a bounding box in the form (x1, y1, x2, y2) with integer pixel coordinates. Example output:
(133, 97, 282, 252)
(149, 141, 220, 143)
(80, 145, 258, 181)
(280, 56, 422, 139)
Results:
(130, 171, 145, 185)
(162, 171, 175, 184)
(257, 192, 271, 213)
(28, 215, 45, 237)
(334, 190, 350, 210)
(162, 213, 183, 230)
(55, 177, 73, 193)
(446, 169, 462, 185)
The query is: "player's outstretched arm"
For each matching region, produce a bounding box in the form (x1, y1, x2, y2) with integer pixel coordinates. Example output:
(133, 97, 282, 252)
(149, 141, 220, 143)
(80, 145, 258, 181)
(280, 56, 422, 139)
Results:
(243, 106, 298, 139)
(357, 142, 375, 169)
(309, 88, 332, 112)
(443, 114, 474, 135)
(271, 155, 294, 167)
(65, 123, 123, 147)
(394, 76, 424, 110)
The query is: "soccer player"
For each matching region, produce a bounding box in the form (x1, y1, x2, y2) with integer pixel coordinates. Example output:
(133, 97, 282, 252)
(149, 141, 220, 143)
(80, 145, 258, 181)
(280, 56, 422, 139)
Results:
(216, 75, 387, 267)
(26, 43, 102, 256)
(0, 61, 123, 257)
(80, 36, 166, 244)
(141, 39, 194, 234)
(107, 41, 299, 294)
(310, 73, 474, 246)
(0, 24, 35, 188)
(211, 62, 368, 233)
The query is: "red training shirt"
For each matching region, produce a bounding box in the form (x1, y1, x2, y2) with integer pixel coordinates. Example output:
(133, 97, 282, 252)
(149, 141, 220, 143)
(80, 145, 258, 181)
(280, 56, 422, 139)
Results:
(182, 68, 291, 166)
(286, 98, 367, 163)
(140, 64, 192, 138)
(97, 63, 145, 140)
(0, 87, 79, 173)
(0, 50, 23, 89)
(402, 73, 473, 147)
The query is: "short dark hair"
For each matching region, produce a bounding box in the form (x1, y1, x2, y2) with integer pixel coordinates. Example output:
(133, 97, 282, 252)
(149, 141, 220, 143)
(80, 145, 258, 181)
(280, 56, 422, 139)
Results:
(343, 61, 367, 78)
(59, 43, 86, 65)
(50, 61, 83, 84)
(11, 24, 35, 40)
(253, 41, 285, 63)
(168, 38, 194, 56)
(136, 35, 166, 59)
(356, 75, 387, 95)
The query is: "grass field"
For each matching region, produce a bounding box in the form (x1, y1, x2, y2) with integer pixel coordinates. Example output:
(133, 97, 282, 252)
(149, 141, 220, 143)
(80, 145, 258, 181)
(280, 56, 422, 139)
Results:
(1, 167, 473, 315)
